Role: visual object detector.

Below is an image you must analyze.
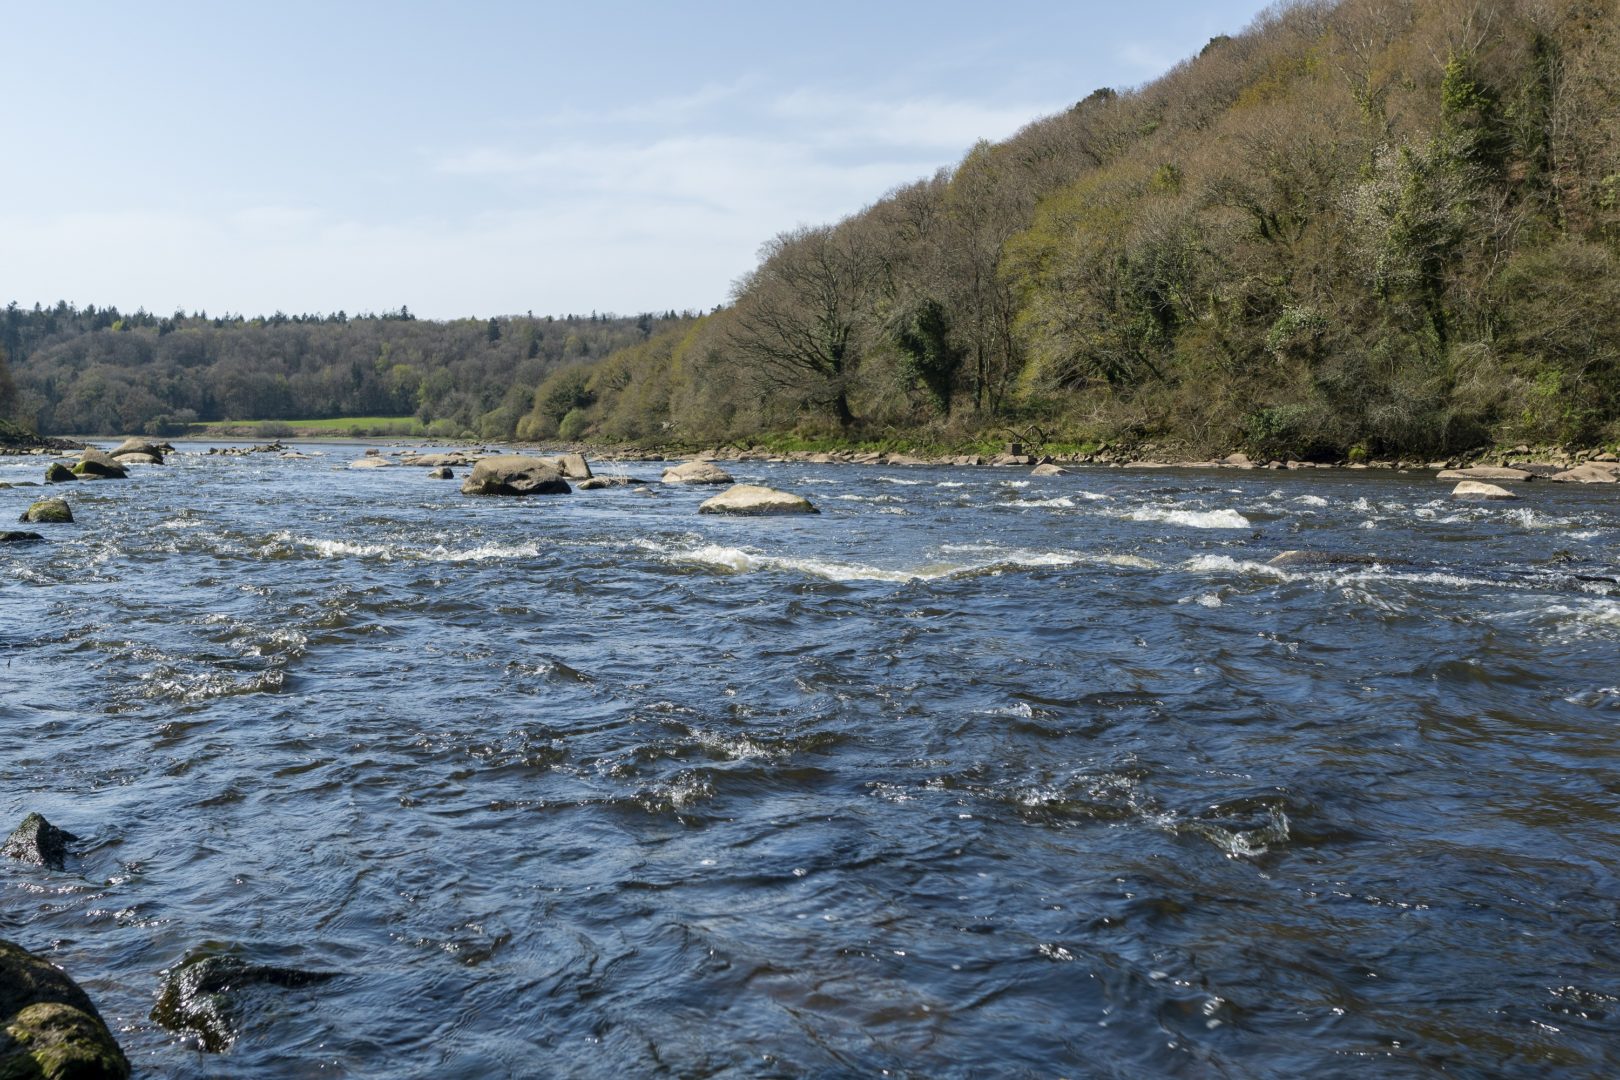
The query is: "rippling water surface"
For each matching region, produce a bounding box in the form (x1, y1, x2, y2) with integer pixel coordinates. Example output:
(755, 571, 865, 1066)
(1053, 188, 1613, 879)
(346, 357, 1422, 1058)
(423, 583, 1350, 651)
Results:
(5, 443, 1620, 1077)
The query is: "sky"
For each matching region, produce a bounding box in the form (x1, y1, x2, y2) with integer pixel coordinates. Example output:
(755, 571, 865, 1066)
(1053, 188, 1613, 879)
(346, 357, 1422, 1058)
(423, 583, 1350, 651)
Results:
(0, 1, 1270, 320)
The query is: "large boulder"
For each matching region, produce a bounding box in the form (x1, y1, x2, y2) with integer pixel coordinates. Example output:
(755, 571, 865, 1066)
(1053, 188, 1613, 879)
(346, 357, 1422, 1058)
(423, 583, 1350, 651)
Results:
(661, 460, 734, 485)
(1551, 462, 1619, 484)
(1452, 480, 1518, 499)
(698, 484, 819, 515)
(152, 953, 337, 1053)
(0, 939, 129, 1080)
(18, 499, 72, 525)
(348, 457, 392, 469)
(459, 455, 572, 496)
(71, 451, 127, 480)
(1436, 465, 1533, 482)
(1030, 463, 1069, 477)
(43, 463, 75, 484)
(3, 813, 77, 870)
(109, 437, 165, 463)
(545, 453, 592, 480)
(427, 466, 454, 480)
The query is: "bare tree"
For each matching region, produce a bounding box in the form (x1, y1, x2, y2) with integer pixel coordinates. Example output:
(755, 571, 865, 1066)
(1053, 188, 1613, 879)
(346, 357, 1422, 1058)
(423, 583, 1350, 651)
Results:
(726, 223, 886, 428)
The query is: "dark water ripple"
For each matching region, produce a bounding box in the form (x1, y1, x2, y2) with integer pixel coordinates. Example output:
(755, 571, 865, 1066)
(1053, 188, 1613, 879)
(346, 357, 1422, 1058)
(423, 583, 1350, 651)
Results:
(4, 444, 1620, 1077)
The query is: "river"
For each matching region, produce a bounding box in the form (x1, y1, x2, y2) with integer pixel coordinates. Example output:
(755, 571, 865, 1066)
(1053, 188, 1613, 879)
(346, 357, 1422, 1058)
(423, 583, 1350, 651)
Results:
(4, 443, 1619, 1077)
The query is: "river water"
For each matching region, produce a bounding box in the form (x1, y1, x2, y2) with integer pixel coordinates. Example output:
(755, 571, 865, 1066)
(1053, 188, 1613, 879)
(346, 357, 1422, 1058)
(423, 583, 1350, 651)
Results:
(3, 443, 1619, 1078)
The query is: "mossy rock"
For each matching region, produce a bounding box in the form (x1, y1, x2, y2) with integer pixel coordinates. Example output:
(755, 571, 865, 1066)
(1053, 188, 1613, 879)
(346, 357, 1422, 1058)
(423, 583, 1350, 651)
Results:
(0, 940, 129, 1080)
(70, 452, 126, 480)
(42, 464, 75, 484)
(18, 500, 71, 525)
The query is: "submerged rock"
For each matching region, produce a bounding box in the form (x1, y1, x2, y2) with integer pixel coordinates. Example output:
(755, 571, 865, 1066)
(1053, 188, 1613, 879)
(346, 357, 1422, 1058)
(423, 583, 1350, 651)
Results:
(1268, 550, 1387, 568)
(698, 484, 819, 515)
(348, 457, 393, 469)
(0, 939, 130, 1080)
(576, 475, 647, 490)
(43, 463, 76, 484)
(152, 953, 337, 1053)
(3, 813, 78, 869)
(427, 466, 454, 479)
(19, 498, 72, 525)
(0, 530, 45, 544)
(1452, 480, 1518, 499)
(401, 452, 473, 468)
(71, 450, 127, 480)
(459, 455, 571, 496)
(1436, 465, 1533, 482)
(661, 460, 734, 485)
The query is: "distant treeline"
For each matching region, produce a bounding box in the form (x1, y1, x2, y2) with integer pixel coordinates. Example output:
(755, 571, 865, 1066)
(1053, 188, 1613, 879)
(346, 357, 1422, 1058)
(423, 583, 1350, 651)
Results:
(0, 304, 698, 437)
(6, 0, 1619, 456)
(517, 0, 1620, 458)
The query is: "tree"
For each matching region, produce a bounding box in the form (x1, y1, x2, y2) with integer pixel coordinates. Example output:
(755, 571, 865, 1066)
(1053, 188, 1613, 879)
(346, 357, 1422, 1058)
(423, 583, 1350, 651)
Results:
(726, 223, 885, 428)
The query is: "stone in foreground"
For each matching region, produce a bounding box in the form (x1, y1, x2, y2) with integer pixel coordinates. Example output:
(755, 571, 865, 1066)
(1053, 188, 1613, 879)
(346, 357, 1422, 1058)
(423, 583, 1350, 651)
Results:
(3, 813, 78, 869)
(152, 953, 337, 1053)
(661, 460, 734, 485)
(460, 455, 572, 496)
(1, 938, 130, 1080)
(1452, 480, 1518, 499)
(698, 484, 819, 515)
(19, 498, 72, 525)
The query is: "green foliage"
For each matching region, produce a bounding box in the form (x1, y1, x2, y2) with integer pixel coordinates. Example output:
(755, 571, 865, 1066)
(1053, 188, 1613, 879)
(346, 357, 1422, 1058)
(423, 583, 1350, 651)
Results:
(893, 299, 964, 414)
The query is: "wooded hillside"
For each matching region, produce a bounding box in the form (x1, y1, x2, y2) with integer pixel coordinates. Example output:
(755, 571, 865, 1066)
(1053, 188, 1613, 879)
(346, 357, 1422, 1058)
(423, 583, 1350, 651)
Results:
(523, 0, 1620, 458)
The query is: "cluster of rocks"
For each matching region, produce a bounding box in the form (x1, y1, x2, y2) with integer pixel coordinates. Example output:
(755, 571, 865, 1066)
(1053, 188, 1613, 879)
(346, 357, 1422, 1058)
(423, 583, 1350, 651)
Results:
(206, 441, 290, 456)
(4, 811, 338, 1065)
(443, 453, 819, 514)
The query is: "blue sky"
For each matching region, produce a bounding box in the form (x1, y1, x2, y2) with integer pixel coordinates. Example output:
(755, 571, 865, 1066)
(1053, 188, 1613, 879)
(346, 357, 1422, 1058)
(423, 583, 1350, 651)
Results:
(1, 1, 1268, 319)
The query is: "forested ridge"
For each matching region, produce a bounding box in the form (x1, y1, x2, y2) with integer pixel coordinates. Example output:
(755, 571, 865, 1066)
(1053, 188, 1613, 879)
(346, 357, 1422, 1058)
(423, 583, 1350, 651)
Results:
(5, 0, 1619, 457)
(0, 305, 697, 438)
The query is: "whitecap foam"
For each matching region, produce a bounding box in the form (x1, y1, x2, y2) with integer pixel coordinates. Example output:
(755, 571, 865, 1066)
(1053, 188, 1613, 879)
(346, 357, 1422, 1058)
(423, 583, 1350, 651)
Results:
(1294, 495, 1329, 507)
(660, 542, 1082, 582)
(1128, 507, 1251, 529)
(875, 476, 925, 486)
(1182, 554, 1292, 579)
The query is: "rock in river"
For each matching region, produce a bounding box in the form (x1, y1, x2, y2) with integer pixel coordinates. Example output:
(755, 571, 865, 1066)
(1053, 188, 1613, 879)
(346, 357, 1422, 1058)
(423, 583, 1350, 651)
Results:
(428, 466, 454, 479)
(1436, 465, 1533, 482)
(152, 953, 337, 1053)
(0, 939, 130, 1079)
(545, 452, 593, 480)
(18, 498, 72, 525)
(1551, 462, 1619, 484)
(460, 455, 572, 496)
(0, 531, 45, 544)
(109, 437, 166, 463)
(71, 450, 127, 480)
(43, 463, 76, 484)
(577, 475, 647, 490)
(698, 484, 819, 515)
(3, 813, 78, 869)
(1030, 463, 1069, 476)
(1452, 480, 1518, 499)
(662, 460, 734, 485)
